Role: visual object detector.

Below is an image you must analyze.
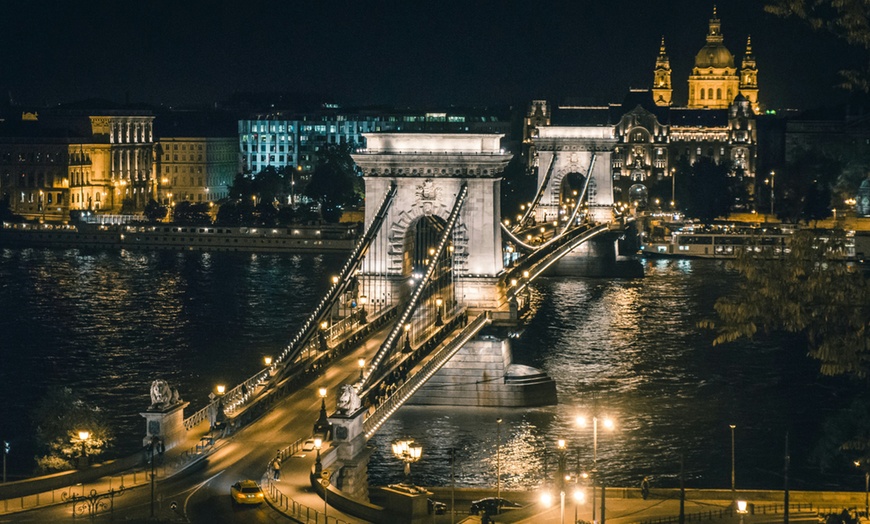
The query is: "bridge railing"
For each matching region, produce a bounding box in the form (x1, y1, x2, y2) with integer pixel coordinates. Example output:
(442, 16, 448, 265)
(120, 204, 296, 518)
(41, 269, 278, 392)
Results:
(363, 312, 491, 438)
(183, 306, 397, 432)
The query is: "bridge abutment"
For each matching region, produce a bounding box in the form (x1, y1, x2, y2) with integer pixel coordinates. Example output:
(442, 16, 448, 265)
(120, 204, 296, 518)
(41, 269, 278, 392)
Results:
(552, 231, 644, 278)
(408, 329, 556, 407)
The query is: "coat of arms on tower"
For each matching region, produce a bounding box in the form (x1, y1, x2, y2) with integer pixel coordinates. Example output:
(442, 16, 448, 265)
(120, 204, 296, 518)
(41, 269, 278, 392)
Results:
(415, 179, 441, 215)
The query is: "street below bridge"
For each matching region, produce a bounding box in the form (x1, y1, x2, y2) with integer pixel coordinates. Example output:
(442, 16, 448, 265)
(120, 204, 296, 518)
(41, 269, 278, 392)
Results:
(2, 322, 395, 523)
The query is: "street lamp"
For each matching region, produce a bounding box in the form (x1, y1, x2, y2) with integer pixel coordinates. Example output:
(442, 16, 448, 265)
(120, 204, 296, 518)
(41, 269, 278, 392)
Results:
(314, 387, 331, 439)
(573, 486, 587, 524)
(577, 415, 615, 524)
(358, 358, 365, 381)
(557, 439, 568, 524)
(314, 437, 323, 474)
(403, 323, 412, 353)
(359, 295, 367, 324)
(264, 356, 272, 367)
(391, 438, 423, 486)
(148, 435, 162, 518)
(730, 424, 737, 505)
(769, 171, 775, 216)
(736, 499, 749, 524)
(2, 440, 9, 483)
(77, 430, 90, 468)
(216, 384, 225, 396)
(670, 167, 676, 207)
(856, 460, 869, 518)
(435, 297, 444, 326)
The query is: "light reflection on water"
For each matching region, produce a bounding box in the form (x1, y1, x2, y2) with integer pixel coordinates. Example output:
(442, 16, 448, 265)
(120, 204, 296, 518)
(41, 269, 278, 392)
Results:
(369, 258, 857, 491)
(0, 247, 343, 478)
(0, 249, 858, 491)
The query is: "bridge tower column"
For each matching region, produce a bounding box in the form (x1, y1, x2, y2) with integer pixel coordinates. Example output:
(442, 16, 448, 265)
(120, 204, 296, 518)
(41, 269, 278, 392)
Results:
(352, 133, 513, 314)
(532, 126, 617, 224)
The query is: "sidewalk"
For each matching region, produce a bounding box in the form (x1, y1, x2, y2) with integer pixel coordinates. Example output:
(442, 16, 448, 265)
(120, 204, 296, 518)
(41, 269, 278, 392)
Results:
(0, 415, 221, 517)
(264, 440, 362, 523)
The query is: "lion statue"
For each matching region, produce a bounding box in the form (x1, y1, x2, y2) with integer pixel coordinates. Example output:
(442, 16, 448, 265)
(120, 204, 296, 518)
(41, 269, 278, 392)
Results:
(336, 384, 361, 415)
(149, 379, 175, 411)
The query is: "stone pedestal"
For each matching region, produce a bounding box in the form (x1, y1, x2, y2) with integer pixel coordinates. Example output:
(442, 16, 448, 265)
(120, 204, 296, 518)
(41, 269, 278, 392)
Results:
(374, 485, 434, 524)
(408, 332, 556, 407)
(140, 402, 188, 452)
(328, 407, 367, 460)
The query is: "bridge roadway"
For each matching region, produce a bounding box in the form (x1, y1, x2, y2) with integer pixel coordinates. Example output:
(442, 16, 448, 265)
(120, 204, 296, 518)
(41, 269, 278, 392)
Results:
(4, 321, 398, 523)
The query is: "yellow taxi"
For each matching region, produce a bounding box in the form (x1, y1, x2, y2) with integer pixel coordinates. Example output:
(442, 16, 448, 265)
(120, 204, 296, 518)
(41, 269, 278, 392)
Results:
(230, 480, 265, 505)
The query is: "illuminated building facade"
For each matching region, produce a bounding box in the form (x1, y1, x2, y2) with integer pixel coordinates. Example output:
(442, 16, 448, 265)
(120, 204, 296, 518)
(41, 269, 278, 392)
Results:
(0, 109, 155, 221)
(156, 137, 238, 207)
(239, 109, 510, 176)
(524, 9, 758, 195)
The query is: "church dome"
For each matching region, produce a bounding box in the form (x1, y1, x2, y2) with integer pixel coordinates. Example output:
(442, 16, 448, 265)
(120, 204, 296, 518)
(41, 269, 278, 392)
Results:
(695, 43, 735, 69)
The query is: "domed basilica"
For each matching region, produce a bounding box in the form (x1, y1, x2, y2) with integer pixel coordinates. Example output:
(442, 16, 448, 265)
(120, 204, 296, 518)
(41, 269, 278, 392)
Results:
(524, 7, 759, 190)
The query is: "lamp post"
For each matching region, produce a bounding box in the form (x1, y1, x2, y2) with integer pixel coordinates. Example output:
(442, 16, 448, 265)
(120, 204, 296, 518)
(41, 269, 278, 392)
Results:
(856, 461, 869, 518)
(314, 387, 330, 439)
(496, 418, 503, 510)
(577, 415, 615, 524)
(557, 439, 568, 524)
(391, 438, 422, 486)
(403, 323, 412, 353)
(77, 430, 90, 468)
(2, 440, 8, 483)
(148, 435, 162, 518)
(574, 486, 586, 524)
(730, 424, 737, 505)
(359, 295, 367, 324)
(736, 499, 749, 524)
(671, 167, 676, 208)
(435, 297, 444, 326)
(358, 358, 365, 382)
(769, 171, 775, 216)
(314, 437, 323, 475)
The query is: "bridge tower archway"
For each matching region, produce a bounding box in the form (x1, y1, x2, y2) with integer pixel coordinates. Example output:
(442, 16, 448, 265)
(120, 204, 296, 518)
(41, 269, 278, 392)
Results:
(351, 133, 513, 319)
(532, 126, 617, 224)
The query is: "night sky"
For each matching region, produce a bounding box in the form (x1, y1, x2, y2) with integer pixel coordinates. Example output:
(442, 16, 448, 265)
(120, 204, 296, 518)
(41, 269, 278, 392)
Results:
(0, 0, 863, 110)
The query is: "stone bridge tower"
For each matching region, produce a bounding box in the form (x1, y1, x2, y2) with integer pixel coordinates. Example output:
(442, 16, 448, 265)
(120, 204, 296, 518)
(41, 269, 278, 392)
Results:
(532, 126, 617, 224)
(351, 133, 512, 313)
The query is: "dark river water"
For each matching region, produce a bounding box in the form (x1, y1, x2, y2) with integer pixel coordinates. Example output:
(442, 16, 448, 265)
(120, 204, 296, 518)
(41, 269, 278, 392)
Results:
(0, 248, 861, 492)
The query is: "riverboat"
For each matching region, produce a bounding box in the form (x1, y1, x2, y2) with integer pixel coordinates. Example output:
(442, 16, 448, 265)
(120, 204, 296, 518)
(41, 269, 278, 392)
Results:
(641, 226, 857, 260)
(0, 221, 359, 252)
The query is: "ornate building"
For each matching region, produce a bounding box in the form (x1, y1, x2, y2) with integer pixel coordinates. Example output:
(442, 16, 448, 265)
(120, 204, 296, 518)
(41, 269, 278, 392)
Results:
(0, 109, 155, 221)
(524, 8, 759, 200)
(664, 7, 760, 113)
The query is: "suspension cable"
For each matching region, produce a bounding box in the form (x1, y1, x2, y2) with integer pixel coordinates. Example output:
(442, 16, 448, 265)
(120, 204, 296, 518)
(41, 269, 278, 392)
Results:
(361, 183, 468, 389)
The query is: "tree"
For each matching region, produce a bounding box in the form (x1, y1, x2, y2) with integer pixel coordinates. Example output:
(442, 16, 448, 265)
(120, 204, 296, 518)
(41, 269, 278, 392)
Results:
(215, 200, 255, 226)
(143, 199, 168, 223)
(777, 148, 840, 224)
(701, 228, 870, 377)
(173, 201, 212, 225)
(766, 0, 870, 92)
(304, 145, 363, 223)
(32, 387, 114, 472)
(681, 157, 734, 224)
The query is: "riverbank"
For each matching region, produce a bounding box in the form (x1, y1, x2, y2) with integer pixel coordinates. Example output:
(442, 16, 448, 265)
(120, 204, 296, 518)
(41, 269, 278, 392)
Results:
(0, 221, 359, 253)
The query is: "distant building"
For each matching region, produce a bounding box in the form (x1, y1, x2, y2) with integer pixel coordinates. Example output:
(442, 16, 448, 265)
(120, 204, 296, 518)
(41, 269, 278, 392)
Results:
(0, 107, 155, 221)
(154, 111, 240, 207)
(524, 8, 758, 200)
(238, 108, 511, 177)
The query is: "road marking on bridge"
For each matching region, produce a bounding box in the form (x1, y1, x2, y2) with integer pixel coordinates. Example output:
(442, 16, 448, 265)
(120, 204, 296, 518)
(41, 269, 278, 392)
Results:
(184, 470, 224, 516)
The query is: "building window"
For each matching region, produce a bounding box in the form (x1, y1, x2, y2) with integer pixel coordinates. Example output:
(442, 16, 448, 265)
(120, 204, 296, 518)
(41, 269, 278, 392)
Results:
(708, 88, 713, 99)
(701, 89, 705, 100)
(717, 88, 722, 99)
